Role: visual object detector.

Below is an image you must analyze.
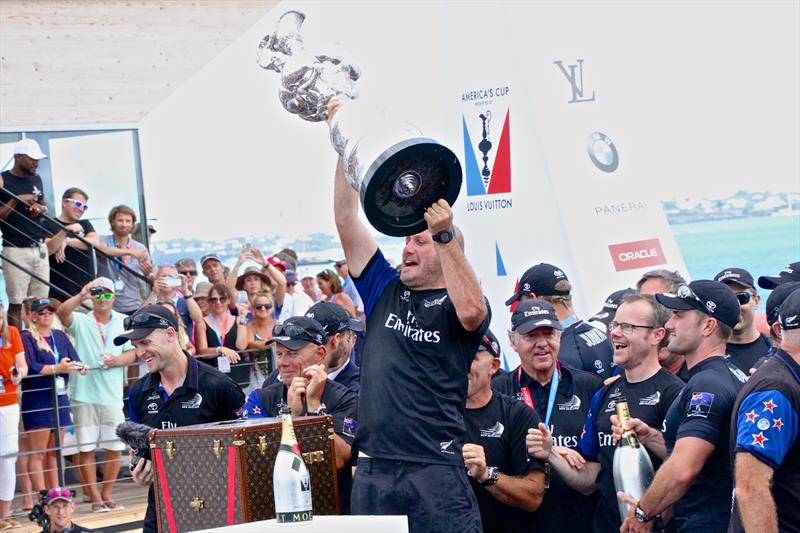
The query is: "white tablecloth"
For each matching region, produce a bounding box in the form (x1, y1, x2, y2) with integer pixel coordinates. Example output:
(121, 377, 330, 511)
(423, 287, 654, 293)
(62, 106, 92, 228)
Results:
(190, 515, 408, 532)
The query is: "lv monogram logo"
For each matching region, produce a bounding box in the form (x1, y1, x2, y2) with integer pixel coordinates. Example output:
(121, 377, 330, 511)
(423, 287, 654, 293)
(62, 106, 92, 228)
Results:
(554, 59, 595, 103)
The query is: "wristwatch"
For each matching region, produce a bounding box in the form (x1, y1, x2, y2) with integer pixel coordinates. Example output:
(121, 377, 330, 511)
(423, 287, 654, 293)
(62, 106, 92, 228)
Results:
(634, 505, 655, 523)
(479, 466, 500, 486)
(431, 228, 455, 244)
(308, 403, 327, 416)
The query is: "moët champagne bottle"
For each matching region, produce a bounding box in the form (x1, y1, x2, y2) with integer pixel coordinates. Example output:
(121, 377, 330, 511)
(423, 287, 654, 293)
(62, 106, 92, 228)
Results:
(273, 406, 313, 525)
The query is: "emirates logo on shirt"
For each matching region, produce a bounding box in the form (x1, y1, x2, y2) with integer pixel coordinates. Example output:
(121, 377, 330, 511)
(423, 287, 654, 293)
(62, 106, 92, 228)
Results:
(384, 311, 442, 343)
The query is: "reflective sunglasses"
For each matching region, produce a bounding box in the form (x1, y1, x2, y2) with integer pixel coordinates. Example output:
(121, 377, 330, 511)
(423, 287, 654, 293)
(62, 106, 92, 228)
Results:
(95, 292, 113, 301)
(254, 303, 273, 310)
(123, 312, 173, 330)
(47, 487, 73, 500)
(178, 270, 197, 276)
(609, 321, 655, 335)
(735, 292, 752, 305)
(208, 296, 228, 303)
(273, 323, 311, 337)
(65, 198, 88, 211)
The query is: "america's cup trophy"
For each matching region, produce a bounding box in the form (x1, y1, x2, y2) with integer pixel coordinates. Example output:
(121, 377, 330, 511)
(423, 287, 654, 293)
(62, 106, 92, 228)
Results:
(257, 10, 462, 236)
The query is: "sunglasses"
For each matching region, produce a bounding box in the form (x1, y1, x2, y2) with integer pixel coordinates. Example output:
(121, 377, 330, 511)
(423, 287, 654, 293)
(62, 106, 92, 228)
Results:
(675, 284, 706, 307)
(36, 310, 55, 315)
(254, 303, 273, 310)
(209, 296, 228, 303)
(178, 270, 197, 276)
(95, 292, 113, 301)
(65, 198, 88, 211)
(735, 292, 753, 305)
(47, 488, 72, 500)
(123, 312, 173, 330)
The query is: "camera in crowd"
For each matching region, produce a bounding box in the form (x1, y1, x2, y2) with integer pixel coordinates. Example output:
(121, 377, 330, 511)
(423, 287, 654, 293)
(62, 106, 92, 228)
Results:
(89, 286, 106, 296)
(28, 490, 52, 531)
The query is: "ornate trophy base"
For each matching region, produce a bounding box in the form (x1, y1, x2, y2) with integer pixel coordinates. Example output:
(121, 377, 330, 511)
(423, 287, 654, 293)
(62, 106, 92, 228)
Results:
(360, 138, 462, 237)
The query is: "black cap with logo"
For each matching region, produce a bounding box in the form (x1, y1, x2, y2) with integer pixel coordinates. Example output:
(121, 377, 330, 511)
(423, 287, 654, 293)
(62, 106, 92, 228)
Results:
(655, 280, 740, 329)
(505, 263, 570, 306)
(778, 288, 800, 331)
(588, 288, 636, 325)
(511, 299, 563, 334)
(758, 262, 800, 290)
(765, 281, 800, 326)
(113, 305, 179, 346)
(714, 267, 756, 290)
(305, 301, 365, 336)
(267, 316, 326, 350)
(478, 329, 502, 358)
(31, 298, 57, 313)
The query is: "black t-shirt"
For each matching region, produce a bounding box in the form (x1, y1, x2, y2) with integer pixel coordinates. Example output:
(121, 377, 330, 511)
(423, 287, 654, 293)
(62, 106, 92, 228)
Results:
(0, 170, 48, 246)
(662, 356, 747, 531)
(726, 333, 772, 374)
(128, 352, 245, 533)
(352, 249, 490, 466)
(729, 351, 800, 533)
(492, 364, 601, 533)
(464, 392, 544, 533)
(42, 217, 96, 300)
(558, 319, 615, 380)
(577, 369, 684, 532)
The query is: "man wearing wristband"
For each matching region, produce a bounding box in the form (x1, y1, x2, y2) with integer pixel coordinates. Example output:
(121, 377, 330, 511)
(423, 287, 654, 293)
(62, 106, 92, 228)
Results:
(240, 315, 358, 512)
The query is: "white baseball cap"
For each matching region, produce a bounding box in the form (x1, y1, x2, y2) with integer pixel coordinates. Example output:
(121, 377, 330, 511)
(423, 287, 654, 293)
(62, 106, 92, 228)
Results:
(13, 138, 48, 160)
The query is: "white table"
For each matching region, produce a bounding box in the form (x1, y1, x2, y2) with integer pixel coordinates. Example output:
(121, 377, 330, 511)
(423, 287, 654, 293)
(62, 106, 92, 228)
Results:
(190, 515, 408, 532)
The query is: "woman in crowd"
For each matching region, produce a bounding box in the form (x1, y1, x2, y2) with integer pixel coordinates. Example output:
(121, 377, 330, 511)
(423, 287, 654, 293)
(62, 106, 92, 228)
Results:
(317, 269, 356, 317)
(244, 291, 276, 392)
(20, 299, 86, 493)
(0, 302, 27, 528)
(195, 284, 249, 389)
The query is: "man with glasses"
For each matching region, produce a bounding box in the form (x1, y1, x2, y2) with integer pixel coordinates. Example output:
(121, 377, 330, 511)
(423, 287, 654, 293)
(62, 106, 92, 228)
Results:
(528, 294, 683, 532)
(0, 138, 50, 328)
(41, 187, 100, 301)
(240, 315, 358, 512)
(120, 304, 244, 533)
(714, 268, 772, 374)
(729, 289, 800, 533)
(56, 277, 135, 512)
(175, 258, 198, 292)
(616, 281, 747, 532)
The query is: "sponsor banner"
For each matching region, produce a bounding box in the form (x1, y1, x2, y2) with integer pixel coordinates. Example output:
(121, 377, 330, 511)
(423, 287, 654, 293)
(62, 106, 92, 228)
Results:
(608, 238, 667, 272)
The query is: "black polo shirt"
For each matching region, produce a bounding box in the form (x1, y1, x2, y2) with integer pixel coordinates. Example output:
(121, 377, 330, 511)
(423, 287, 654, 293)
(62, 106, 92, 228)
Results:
(353, 249, 490, 466)
(464, 392, 544, 533)
(577, 368, 684, 532)
(662, 356, 747, 531)
(493, 364, 601, 532)
(726, 333, 772, 374)
(558, 319, 615, 380)
(127, 352, 245, 533)
(42, 217, 96, 300)
(259, 358, 360, 394)
(0, 171, 48, 246)
(729, 351, 800, 533)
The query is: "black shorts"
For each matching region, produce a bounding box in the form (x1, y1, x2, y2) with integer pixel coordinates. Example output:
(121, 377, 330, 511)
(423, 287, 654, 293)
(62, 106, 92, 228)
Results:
(352, 458, 481, 533)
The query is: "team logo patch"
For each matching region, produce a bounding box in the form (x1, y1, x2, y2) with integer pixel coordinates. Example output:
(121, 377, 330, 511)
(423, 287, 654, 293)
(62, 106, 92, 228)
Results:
(558, 395, 581, 411)
(440, 440, 455, 455)
(756, 418, 770, 431)
(639, 392, 661, 406)
(479, 422, 505, 438)
(423, 295, 448, 308)
(180, 393, 203, 409)
(401, 290, 411, 302)
(343, 417, 358, 438)
(147, 402, 159, 414)
(687, 392, 715, 418)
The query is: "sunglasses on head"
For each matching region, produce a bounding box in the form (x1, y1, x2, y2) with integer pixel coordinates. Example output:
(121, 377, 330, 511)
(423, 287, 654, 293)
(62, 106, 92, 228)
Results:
(178, 270, 197, 276)
(675, 284, 705, 307)
(273, 323, 314, 339)
(95, 292, 113, 301)
(208, 296, 228, 303)
(123, 312, 173, 330)
(47, 488, 72, 500)
(735, 292, 752, 305)
(65, 198, 88, 211)
(254, 303, 273, 310)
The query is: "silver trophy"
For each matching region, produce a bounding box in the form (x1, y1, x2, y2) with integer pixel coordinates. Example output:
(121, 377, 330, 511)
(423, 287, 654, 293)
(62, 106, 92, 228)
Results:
(257, 10, 462, 237)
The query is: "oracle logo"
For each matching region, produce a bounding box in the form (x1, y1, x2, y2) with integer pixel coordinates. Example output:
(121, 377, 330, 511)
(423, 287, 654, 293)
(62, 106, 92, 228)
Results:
(608, 239, 666, 271)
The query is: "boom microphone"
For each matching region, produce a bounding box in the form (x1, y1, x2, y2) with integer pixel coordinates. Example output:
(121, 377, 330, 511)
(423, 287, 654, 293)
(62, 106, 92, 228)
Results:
(116, 421, 154, 467)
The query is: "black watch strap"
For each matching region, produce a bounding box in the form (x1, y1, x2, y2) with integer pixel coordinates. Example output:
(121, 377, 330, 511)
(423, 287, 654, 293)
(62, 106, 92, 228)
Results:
(432, 228, 455, 244)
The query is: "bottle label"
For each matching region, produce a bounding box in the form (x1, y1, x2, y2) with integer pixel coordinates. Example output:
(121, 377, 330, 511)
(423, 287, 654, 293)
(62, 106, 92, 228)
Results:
(276, 509, 313, 523)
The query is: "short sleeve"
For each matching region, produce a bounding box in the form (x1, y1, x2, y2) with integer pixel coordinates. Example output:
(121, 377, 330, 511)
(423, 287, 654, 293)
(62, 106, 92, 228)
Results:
(509, 400, 544, 474)
(352, 249, 398, 318)
(241, 389, 268, 419)
(577, 388, 604, 461)
(675, 380, 733, 444)
(734, 390, 798, 469)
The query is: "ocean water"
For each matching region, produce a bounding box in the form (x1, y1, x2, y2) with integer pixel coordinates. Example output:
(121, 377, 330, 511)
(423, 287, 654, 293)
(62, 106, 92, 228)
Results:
(670, 215, 800, 310)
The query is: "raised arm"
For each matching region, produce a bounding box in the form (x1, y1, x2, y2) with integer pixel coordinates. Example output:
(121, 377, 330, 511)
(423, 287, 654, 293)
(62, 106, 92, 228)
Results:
(57, 282, 92, 328)
(333, 157, 377, 277)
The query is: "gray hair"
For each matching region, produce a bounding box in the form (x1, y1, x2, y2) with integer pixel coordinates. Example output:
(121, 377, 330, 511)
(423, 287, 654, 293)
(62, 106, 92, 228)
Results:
(636, 269, 686, 293)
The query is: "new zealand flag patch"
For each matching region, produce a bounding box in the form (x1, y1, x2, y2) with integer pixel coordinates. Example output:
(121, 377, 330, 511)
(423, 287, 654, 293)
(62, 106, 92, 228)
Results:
(343, 417, 358, 438)
(687, 392, 715, 418)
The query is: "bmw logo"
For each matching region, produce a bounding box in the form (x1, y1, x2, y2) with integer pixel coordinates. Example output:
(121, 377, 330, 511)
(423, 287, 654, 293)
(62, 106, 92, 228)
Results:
(586, 132, 619, 173)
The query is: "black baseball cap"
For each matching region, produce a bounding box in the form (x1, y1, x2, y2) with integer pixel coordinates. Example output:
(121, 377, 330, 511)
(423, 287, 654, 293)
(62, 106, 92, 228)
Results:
(588, 288, 636, 325)
(31, 298, 56, 313)
(511, 299, 563, 334)
(267, 316, 326, 350)
(113, 305, 179, 345)
(779, 289, 800, 331)
(714, 267, 756, 290)
(305, 301, 364, 336)
(766, 281, 800, 326)
(655, 280, 740, 328)
(478, 329, 502, 358)
(758, 262, 800, 290)
(505, 263, 570, 306)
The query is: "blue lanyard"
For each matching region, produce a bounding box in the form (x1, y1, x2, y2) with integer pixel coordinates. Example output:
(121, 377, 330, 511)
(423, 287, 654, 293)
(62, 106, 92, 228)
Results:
(518, 365, 561, 427)
(49, 334, 61, 363)
(209, 315, 225, 347)
(561, 315, 579, 328)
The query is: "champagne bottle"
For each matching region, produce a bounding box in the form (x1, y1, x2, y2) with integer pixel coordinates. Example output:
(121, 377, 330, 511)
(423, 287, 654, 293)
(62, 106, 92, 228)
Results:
(612, 396, 655, 523)
(273, 406, 313, 524)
